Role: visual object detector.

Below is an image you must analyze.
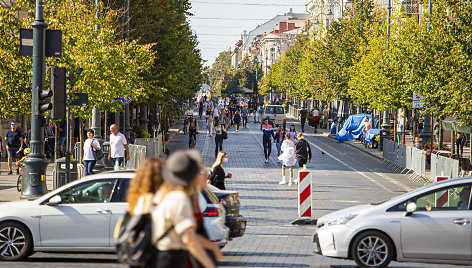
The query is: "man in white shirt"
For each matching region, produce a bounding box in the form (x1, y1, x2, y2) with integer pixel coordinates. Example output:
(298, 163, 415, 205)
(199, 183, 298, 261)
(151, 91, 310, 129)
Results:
(213, 106, 220, 122)
(108, 124, 129, 170)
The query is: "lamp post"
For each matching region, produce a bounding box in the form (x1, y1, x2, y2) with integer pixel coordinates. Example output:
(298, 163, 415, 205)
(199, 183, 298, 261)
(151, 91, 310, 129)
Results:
(420, 0, 433, 147)
(379, 0, 392, 151)
(22, 0, 49, 199)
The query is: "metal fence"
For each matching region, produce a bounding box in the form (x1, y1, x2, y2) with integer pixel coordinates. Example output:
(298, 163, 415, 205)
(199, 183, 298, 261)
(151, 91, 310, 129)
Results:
(430, 154, 459, 182)
(126, 144, 146, 170)
(134, 137, 165, 158)
(382, 139, 426, 182)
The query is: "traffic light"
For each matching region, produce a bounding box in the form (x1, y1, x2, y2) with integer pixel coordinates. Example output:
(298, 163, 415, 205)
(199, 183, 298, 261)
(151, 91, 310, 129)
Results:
(50, 67, 66, 119)
(38, 88, 52, 114)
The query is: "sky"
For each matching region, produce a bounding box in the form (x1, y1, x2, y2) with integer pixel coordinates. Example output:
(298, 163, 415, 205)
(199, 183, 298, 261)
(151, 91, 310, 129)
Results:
(188, 0, 311, 67)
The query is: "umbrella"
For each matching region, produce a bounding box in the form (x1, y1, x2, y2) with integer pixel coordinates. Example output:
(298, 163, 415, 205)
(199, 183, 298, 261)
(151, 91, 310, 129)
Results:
(221, 85, 253, 94)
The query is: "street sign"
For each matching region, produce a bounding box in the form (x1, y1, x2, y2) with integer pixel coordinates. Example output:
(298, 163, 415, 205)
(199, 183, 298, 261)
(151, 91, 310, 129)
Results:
(412, 93, 424, 109)
(20, 29, 62, 57)
(120, 95, 132, 104)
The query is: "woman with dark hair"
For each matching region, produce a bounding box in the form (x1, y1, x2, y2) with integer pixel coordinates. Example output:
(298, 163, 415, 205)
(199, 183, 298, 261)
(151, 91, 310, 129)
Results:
(209, 151, 231, 190)
(233, 111, 241, 132)
(83, 129, 101, 176)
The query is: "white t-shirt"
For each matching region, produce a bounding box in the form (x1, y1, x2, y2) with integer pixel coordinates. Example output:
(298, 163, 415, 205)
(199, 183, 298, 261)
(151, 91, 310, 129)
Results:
(313, 110, 320, 117)
(109, 132, 127, 158)
(83, 138, 101, 161)
(213, 107, 220, 117)
(152, 190, 196, 251)
(185, 110, 194, 117)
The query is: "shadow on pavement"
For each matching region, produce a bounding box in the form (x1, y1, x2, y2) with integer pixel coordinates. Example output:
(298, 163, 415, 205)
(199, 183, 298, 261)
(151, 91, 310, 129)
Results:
(219, 261, 311, 267)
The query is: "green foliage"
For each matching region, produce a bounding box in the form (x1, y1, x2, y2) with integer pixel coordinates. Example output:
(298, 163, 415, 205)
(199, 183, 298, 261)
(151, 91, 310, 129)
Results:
(209, 50, 232, 97)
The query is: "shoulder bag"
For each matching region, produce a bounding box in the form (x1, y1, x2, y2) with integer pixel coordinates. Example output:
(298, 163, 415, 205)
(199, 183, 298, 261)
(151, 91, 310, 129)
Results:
(222, 130, 228, 140)
(91, 139, 104, 161)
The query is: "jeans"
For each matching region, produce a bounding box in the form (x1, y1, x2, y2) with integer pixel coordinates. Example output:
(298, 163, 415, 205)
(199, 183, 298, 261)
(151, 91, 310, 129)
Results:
(48, 138, 55, 156)
(301, 117, 306, 131)
(263, 139, 272, 159)
(215, 135, 223, 157)
(276, 141, 283, 157)
(83, 160, 96, 175)
(7, 147, 19, 158)
(111, 157, 124, 170)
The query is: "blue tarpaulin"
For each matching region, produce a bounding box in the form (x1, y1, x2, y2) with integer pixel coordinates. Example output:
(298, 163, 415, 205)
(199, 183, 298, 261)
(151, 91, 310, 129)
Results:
(335, 114, 376, 142)
(365, 129, 381, 143)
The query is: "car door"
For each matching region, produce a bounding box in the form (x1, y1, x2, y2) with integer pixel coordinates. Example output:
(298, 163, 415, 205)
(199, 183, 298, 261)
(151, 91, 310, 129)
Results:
(400, 184, 472, 260)
(108, 179, 130, 245)
(39, 179, 118, 248)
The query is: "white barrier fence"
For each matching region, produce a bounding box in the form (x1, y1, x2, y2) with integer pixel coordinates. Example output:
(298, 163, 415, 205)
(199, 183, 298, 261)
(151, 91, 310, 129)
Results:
(430, 154, 459, 182)
(135, 137, 165, 158)
(126, 144, 147, 170)
(382, 139, 426, 182)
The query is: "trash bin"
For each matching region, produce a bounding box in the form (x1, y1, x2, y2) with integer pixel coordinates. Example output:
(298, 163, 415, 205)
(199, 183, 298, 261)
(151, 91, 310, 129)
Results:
(55, 157, 78, 189)
(379, 129, 390, 151)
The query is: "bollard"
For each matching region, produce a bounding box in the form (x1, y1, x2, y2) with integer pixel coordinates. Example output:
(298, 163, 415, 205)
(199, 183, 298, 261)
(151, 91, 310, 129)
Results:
(291, 168, 316, 225)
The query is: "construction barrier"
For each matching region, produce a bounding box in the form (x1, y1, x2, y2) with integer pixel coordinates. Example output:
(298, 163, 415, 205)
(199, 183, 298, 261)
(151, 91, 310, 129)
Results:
(381, 139, 426, 182)
(297, 170, 312, 218)
(126, 144, 146, 170)
(431, 154, 459, 182)
(135, 137, 165, 158)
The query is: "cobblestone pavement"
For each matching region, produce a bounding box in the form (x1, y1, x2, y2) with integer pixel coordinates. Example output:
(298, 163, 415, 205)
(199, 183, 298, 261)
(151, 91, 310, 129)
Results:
(1, 113, 467, 267)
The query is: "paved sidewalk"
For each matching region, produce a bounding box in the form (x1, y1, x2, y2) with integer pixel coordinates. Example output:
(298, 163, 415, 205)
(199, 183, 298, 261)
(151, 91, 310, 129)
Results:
(166, 114, 462, 268)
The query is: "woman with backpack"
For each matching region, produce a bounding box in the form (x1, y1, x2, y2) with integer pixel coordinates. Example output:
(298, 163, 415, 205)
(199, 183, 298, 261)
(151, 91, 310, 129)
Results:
(152, 151, 219, 268)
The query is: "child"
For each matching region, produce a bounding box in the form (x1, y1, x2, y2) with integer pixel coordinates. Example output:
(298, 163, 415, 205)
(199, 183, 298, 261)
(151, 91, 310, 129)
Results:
(16, 148, 30, 173)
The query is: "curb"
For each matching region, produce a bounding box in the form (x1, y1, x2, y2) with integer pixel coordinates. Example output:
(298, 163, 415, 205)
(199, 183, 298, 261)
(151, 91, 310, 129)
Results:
(165, 119, 183, 147)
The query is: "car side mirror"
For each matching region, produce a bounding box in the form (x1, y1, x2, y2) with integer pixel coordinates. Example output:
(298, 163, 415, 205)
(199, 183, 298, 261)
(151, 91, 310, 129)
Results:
(405, 202, 417, 216)
(48, 195, 62, 206)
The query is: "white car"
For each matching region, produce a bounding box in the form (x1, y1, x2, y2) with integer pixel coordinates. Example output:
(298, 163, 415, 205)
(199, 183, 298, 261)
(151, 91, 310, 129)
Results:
(0, 171, 229, 261)
(313, 177, 472, 268)
(261, 105, 286, 127)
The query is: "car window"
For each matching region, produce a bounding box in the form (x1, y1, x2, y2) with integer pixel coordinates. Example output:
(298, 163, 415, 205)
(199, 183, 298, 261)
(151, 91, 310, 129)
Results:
(58, 179, 118, 204)
(115, 179, 130, 203)
(202, 187, 220, 204)
(389, 184, 471, 212)
(265, 107, 274, 114)
(275, 107, 284, 114)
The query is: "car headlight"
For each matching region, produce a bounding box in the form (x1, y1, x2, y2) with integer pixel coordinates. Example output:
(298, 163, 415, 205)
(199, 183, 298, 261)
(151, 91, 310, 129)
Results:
(326, 214, 357, 226)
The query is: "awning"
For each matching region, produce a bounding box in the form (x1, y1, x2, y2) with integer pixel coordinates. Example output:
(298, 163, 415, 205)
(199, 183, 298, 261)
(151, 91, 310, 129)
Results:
(441, 118, 472, 134)
(221, 85, 253, 94)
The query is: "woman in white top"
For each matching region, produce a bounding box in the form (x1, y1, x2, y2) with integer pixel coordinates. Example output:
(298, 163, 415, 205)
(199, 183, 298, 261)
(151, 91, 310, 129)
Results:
(278, 133, 297, 186)
(207, 114, 214, 137)
(83, 129, 101, 176)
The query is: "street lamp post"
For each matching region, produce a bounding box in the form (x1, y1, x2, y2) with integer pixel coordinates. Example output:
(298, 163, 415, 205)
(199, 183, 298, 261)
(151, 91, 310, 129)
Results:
(22, 0, 49, 199)
(379, 0, 392, 151)
(420, 0, 433, 147)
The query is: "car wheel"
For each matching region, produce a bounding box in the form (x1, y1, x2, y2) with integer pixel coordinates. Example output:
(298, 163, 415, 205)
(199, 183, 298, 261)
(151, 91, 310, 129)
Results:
(0, 222, 33, 261)
(351, 231, 393, 268)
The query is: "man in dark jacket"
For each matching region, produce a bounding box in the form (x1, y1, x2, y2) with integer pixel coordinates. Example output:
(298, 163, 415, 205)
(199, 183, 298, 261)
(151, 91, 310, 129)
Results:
(299, 108, 308, 132)
(294, 132, 311, 170)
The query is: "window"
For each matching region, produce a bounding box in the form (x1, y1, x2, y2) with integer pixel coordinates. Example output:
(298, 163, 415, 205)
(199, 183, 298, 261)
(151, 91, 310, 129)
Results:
(389, 184, 471, 212)
(265, 107, 275, 114)
(115, 179, 130, 203)
(58, 179, 118, 204)
(274, 107, 284, 114)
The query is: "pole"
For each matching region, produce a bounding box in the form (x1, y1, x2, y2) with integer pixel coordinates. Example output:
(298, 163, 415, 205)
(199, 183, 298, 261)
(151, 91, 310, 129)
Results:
(22, 0, 49, 199)
(421, 0, 432, 147)
(65, 107, 71, 184)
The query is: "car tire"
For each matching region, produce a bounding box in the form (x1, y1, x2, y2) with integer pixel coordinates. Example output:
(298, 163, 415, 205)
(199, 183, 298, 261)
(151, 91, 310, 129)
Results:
(351, 231, 393, 268)
(0, 221, 34, 261)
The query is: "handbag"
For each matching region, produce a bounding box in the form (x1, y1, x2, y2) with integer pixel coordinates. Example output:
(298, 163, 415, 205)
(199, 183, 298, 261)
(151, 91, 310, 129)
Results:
(91, 139, 104, 161)
(115, 211, 173, 267)
(222, 130, 228, 140)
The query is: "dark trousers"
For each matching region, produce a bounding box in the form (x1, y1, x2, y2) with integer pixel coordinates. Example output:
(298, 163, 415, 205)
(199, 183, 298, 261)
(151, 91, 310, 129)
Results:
(298, 158, 308, 168)
(313, 120, 319, 130)
(242, 116, 248, 127)
(301, 117, 306, 131)
(456, 138, 466, 156)
(155, 250, 188, 268)
(215, 135, 223, 157)
(189, 130, 197, 148)
(263, 139, 272, 159)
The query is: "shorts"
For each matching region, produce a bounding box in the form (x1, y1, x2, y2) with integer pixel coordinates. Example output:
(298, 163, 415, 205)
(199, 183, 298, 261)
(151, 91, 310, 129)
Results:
(59, 136, 66, 147)
(298, 159, 308, 168)
(7, 147, 20, 158)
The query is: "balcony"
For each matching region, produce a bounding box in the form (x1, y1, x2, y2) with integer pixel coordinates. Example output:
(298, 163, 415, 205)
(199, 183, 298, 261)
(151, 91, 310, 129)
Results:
(402, 0, 420, 15)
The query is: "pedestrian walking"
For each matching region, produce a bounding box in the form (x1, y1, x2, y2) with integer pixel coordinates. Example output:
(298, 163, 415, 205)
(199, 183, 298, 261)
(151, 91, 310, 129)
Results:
(322, 105, 329, 129)
(433, 118, 440, 144)
(108, 124, 130, 171)
(5, 121, 24, 175)
(187, 117, 199, 149)
(83, 129, 101, 176)
(205, 106, 212, 124)
(274, 125, 285, 162)
(198, 101, 204, 119)
(233, 111, 241, 132)
(45, 122, 55, 158)
(278, 133, 296, 186)
(397, 112, 405, 144)
(299, 107, 308, 133)
(241, 106, 249, 128)
(209, 151, 232, 190)
(261, 117, 276, 163)
(312, 107, 320, 133)
(223, 108, 231, 129)
(287, 125, 298, 141)
(214, 120, 226, 158)
(152, 150, 219, 268)
(294, 132, 311, 175)
(213, 106, 220, 122)
(206, 114, 214, 137)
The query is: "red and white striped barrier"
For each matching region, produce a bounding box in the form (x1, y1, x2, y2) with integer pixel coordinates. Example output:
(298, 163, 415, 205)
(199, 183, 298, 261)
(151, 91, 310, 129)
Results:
(298, 170, 312, 218)
(436, 176, 449, 207)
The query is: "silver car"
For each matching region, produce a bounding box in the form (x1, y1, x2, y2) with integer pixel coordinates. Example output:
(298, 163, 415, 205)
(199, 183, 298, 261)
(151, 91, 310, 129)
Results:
(0, 171, 228, 261)
(313, 177, 472, 268)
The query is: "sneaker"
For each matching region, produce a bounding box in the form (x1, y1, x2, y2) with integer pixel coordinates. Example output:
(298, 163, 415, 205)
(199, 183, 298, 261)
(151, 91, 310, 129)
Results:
(288, 182, 292, 186)
(265, 158, 269, 163)
(8, 170, 12, 175)
(236, 129, 239, 132)
(294, 179, 298, 185)
(279, 180, 287, 185)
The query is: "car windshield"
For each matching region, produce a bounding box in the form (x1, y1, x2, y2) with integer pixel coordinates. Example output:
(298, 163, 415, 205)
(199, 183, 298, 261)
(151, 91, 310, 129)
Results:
(274, 107, 284, 114)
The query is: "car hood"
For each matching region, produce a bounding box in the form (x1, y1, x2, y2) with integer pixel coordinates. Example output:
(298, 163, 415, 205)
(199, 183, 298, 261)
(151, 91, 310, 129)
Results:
(317, 204, 374, 224)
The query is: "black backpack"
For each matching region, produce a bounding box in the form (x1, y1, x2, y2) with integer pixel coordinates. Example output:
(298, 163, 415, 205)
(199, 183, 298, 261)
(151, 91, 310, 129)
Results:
(115, 211, 172, 267)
